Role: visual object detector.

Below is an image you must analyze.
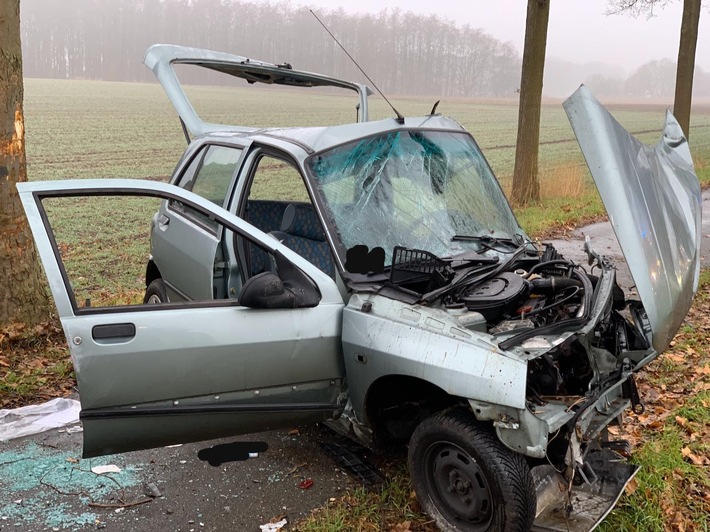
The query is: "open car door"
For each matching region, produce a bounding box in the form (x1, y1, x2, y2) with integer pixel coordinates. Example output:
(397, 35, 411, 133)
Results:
(17, 179, 345, 458)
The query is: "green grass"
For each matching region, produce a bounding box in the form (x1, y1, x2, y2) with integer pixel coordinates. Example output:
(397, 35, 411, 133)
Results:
(24, 78, 710, 234)
(21, 77, 710, 313)
(295, 462, 433, 532)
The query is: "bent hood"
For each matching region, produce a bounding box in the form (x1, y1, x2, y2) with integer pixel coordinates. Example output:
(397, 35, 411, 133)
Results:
(564, 85, 701, 352)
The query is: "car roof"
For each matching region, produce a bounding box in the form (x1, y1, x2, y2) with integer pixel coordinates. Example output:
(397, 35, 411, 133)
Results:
(197, 114, 468, 156)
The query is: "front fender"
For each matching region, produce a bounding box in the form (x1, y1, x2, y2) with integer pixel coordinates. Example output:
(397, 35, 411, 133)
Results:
(342, 294, 528, 424)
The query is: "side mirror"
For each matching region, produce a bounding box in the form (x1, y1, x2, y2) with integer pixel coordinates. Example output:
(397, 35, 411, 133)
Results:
(239, 272, 296, 309)
(239, 251, 322, 309)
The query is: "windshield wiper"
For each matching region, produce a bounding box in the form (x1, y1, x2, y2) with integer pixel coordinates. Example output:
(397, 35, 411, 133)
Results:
(422, 243, 527, 304)
(452, 234, 527, 253)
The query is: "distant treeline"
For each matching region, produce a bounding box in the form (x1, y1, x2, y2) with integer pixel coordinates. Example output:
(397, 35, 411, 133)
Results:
(20, 0, 522, 98)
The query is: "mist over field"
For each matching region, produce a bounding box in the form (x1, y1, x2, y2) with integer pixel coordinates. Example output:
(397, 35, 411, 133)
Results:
(20, 0, 710, 100)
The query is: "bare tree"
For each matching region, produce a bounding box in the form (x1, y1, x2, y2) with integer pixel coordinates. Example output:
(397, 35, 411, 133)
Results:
(0, 0, 50, 326)
(674, 0, 702, 137)
(609, 0, 702, 138)
(511, 0, 550, 207)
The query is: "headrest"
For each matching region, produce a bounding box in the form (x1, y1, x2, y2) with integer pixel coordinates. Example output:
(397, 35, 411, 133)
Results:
(280, 204, 325, 241)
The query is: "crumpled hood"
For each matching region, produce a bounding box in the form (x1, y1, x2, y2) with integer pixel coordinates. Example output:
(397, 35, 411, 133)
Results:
(564, 85, 701, 352)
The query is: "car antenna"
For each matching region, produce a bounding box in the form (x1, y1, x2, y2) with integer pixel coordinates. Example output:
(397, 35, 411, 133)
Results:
(310, 9, 405, 125)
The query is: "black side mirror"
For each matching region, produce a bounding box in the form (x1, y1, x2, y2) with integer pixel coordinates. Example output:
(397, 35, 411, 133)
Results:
(239, 272, 295, 309)
(239, 252, 321, 309)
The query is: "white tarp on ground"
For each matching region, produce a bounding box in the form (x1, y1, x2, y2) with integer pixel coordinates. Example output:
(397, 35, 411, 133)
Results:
(0, 397, 81, 442)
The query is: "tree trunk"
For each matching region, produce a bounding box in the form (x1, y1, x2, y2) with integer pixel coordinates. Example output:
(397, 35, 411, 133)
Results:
(673, 0, 701, 139)
(511, 0, 550, 207)
(0, 0, 51, 326)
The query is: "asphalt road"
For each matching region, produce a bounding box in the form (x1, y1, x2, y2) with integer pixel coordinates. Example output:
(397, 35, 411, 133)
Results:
(551, 189, 710, 294)
(2, 190, 709, 531)
(0, 423, 358, 531)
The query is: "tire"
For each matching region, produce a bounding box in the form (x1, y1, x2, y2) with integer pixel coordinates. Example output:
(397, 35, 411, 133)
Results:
(408, 409, 536, 532)
(143, 279, 168, 304)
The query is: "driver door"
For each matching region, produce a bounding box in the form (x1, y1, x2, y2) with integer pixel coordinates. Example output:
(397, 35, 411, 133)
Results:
(18, 179, 345, 458)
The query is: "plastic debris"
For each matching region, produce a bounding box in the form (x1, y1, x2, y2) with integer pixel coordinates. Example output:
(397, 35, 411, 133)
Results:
(91, 464, 122, 475)
(143, 481, 162, 498)
(297, 479, 314, 490)
(259, 518, 288, 531)
(0, 398, 81, 441)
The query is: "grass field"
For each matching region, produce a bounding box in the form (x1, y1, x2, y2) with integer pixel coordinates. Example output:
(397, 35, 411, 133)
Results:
(22, 77, 710, 304)
(24, 78, 710, 187)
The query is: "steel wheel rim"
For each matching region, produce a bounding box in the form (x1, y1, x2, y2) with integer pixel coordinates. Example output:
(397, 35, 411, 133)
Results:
(146, 294, 162, 304)
(422, 441, 494, 529)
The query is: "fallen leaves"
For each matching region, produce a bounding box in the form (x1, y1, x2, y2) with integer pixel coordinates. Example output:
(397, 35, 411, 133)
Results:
(612, 276, 710, 530)
(624, 477, 639, 496)
(681, 447, 708, 466)
(0, 320, 75, 409)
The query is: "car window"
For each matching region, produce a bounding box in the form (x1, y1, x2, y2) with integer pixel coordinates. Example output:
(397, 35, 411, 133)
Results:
(40, 192, 280, 311)
(242, 155, 335, 278)
(247, 155, 310, 203)
(192, 146, 241, 205)
(171, 145, 242, 230)
(175, 149, 203, 191)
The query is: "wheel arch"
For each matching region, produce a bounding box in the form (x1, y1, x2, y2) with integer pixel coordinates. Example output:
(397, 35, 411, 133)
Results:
(364, 374, 463, 445)
(145, 259, 161, 287)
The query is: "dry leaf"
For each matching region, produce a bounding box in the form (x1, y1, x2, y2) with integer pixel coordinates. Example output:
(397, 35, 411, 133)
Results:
(681, 447, 706, 466)
(625, 477, 639, 495)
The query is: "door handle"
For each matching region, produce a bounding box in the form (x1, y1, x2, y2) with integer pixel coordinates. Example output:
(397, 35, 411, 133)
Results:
(92, 323, 136, 341)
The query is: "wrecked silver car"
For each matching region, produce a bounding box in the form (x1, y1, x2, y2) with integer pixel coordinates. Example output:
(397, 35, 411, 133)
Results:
(18, 45, 701, 531)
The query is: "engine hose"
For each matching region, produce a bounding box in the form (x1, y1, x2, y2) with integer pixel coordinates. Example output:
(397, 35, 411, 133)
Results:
(526, 259, 573, 278)
(499, 268, 592, 350)
(530, 277, 583, 292)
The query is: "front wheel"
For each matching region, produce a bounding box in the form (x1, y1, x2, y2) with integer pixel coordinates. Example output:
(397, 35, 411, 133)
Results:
(143, 279, 168, 304)
(408, 409, 536, 532)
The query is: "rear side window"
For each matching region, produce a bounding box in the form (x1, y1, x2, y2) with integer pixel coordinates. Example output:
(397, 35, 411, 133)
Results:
(172, 145, 242, 229)
(191, 146, 241, 206)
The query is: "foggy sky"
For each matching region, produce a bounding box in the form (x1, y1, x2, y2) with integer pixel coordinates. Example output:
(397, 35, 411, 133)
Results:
(295, 0, 710, 75)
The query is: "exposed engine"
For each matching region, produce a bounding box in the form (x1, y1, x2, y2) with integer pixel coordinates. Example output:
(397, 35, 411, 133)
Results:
(372, 243, 651, 399)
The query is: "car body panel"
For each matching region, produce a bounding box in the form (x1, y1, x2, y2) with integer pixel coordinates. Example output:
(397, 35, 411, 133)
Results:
(342, 294, 529, 414)
(17, 179, 345, 457)
(564, 85, 702, 352)
(143, 44, 373, 136)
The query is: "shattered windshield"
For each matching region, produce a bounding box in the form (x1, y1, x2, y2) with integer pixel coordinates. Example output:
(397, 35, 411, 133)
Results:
(307, 130, 522, 266)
